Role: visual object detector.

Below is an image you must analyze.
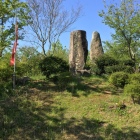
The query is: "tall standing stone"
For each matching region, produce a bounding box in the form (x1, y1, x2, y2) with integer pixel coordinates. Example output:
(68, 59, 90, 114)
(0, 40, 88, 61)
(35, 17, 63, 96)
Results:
(90, 31, 104, 62)
(69, 30, 88, 74)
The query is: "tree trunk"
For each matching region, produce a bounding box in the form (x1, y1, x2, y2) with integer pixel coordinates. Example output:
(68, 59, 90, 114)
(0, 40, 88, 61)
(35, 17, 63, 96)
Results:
(42, 42, 46, 56)
(0, 50, 3, 57)
(128, 45, 136, 71)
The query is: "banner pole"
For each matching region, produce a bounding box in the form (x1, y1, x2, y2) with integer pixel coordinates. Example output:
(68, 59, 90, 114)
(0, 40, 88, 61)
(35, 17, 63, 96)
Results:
(12, 16, 17, 90)
(12, 72, 16, 89)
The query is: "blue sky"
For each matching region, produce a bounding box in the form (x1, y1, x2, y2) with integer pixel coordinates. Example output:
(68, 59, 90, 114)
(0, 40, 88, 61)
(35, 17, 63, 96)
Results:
(20, 0, 131, 51)
(59, 0, 115, 50)
(20, 0, 140, 51)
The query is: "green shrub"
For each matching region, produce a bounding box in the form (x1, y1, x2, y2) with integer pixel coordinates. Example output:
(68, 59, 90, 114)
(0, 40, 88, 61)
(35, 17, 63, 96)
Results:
(109, 72, 129, 88)
(128, 73, 140, 84)
(39, 56, 69, 79)
(0, 81, 13, 98)
(92, 54, 135, 76)
(92, 55, 119, 75)
(91, 64, 102, 75)
(18, 46, 43, 76)
(105, 65, 134, 74)
(0, 67, 13, 81)
(100, 55, 118, 65)
(123, 73, 140, 104)
(16, 62, 41, 77)
(0, 54, 13, 81)
(124, 84, 140, 104)
(122, 59, 135, 67)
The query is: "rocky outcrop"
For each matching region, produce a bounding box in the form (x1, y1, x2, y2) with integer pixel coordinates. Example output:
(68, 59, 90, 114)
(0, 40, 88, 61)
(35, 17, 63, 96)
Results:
(69, 30, 88, 74)
(90, 31, 104, 63)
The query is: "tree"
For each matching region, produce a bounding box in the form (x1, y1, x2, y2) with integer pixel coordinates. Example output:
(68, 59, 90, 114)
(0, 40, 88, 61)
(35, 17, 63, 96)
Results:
(27, 0, 82, 55)
(17, 46, 43, 76)
(0, 0, 29, 57)
(48, 40, 69, 62)
(99, 0, 140, 67)
(104, 41, 130, 60)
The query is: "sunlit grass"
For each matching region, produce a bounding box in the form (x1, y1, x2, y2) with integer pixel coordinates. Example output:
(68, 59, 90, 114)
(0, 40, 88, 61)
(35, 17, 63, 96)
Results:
(30, 74, 46, 81)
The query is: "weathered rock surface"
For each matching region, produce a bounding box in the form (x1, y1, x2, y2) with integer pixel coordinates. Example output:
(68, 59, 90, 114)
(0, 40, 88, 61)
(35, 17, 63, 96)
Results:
(90, 31, 104, 62)
(69, 30, 88, 74)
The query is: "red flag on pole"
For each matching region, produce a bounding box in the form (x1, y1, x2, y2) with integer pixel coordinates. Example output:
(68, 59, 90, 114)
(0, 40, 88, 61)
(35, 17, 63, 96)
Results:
(10, 22, 18, 66)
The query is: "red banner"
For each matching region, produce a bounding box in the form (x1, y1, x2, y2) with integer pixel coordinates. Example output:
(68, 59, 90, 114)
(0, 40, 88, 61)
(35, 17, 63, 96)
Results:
(10, 22, 18, 66)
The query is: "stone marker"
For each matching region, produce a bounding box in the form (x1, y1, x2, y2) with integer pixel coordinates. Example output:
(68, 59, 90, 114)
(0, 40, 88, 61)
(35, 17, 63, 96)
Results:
(69, 30, 88, 74)
(90, 31, 104, 63)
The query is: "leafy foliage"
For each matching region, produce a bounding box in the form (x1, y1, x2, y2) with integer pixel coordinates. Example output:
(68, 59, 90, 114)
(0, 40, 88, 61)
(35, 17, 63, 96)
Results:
(92, 54, 135, 75)
(128, 73, 140, 84)
(124, 73, 140, 104)
(17, 46, 42, 76)
(0, 0, 29, 56)
(39, 56, 69, 79)
(105, 65, 134, 74)
(121, 59, 135, 67)
(104, 41, 130, 60)
(0, 46, 43, 82)
(92, 54, 119, 75)
(0, 53, 13, 81)
(124, 84, 140, 104)
(109, 72, 129, 88)
(47, 41, 69, 62)
(105, 59, 135, 74)
(99, 0, 140, 63)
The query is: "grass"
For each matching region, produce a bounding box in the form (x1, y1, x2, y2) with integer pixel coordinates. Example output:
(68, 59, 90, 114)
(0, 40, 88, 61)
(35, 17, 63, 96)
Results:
(0, 75, 140, 140)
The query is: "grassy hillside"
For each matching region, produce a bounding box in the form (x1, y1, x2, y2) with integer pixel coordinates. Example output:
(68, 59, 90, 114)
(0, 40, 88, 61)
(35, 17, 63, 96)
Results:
(0, 75, 140, 140)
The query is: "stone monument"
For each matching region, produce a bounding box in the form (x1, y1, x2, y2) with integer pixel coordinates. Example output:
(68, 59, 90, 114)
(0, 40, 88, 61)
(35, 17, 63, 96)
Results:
(90, 31, 104, 63)
(69, 30, 88, 74)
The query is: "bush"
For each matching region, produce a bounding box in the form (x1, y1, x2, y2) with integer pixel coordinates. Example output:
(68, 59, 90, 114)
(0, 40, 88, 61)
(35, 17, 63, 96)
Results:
(39, 56, 69, 79)
(124, 84, 140, 104)
(0, 54, 13, 81)
(0, 81, 14, 99)
(91, 64, 102, 75)
(122, 59, 135, 67)
(105, 65, 134, 74)
(0, 67, 13, 81)
(92, 55, 119, 75)
(109, 72, 129, 88)
(124, 73, 140, 104)
(92, 54, 135, 76)
(128, 73, 140, 84)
